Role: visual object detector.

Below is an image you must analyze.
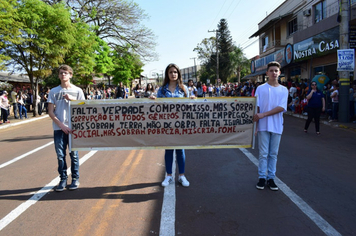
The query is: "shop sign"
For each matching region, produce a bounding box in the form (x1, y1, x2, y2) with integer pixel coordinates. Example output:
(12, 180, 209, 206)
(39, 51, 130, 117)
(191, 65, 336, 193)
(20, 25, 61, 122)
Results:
(293, 27, 339, 62)
(250, 60, 256, 73)
(253, 48, 286, 73)
(337, 49, 355, 71)
(285, 44, 293, 64)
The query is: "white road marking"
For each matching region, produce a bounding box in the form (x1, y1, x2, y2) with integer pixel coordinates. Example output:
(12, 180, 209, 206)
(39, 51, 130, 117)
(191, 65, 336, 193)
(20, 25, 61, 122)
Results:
(0, 141, 54, 169)
(159, 151, 176, 236)
(0, 151, 97, 231)
(239, 148, 341, 236)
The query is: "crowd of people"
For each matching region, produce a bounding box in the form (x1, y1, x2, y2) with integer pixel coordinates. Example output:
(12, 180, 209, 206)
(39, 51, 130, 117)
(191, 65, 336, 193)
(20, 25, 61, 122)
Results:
(0, 86, 51, 124)
(284, 78, 356, 124)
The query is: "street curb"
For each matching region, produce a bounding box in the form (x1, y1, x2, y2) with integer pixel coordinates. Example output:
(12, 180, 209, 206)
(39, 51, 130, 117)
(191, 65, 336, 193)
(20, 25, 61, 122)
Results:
(285, 112, 356, 133)
(0, 115, 49, 130)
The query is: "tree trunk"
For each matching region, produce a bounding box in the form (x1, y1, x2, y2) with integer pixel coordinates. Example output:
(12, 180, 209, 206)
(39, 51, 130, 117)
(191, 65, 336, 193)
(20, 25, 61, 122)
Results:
(32, 79, 39, 117)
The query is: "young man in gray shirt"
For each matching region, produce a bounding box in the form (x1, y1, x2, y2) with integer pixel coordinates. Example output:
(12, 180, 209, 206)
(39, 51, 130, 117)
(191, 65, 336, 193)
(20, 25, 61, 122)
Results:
(48, 65, 85, 192)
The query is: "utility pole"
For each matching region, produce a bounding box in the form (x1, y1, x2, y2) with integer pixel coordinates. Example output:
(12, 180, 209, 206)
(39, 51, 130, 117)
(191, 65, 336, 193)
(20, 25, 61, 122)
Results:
(190, 57, 197, 83)
(208, 29, 219, 84)
(338, 0, 350, 122)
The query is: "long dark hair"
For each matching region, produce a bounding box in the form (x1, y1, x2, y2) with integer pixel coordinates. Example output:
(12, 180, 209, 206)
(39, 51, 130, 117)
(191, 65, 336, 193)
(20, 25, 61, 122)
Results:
(146, 83, 154, 92)
(162, 63, 187, 97)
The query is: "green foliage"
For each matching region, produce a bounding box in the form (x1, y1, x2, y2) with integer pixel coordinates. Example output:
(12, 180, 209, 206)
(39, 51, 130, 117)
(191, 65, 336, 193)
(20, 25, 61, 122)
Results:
(1, 0, 146, 97)
(94, 37, 114, 75)
(195, 19, 250, 84)
(217, 19, 234, 83)
(111, 46, 143, 86)
(0, 81, 13, 92)
(64, 19, 98, 78)
(228, 45, 250, 82)
(1, 0, 75, 74)
(0, 0, 78, 116)
(0, 0, 23, 70)
(193, 37, 216, 65)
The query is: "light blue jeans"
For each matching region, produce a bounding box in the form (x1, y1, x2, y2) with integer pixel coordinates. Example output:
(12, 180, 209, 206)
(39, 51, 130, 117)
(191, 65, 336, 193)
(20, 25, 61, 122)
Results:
(165, 149, 185, 175)
(257, 131, 281, 180)
(54, 130, 79, 180)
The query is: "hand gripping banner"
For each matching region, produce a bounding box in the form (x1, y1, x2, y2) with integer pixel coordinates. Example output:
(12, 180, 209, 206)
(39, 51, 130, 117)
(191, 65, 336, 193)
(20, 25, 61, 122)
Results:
(69, 97, 257, 151)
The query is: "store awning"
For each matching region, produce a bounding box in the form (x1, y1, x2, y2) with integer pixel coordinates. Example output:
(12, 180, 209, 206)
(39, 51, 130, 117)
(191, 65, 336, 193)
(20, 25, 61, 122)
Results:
(249, 12, 293, 38)
(242, 70, 266, 80)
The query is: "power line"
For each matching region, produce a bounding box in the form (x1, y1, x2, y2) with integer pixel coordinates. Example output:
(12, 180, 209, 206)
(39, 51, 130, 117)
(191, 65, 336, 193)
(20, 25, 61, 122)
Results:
(233, 0, 289, 44)
(222, 0, 236, 19)
(208, 0, 228, 30)
(242, 38, 259, 50)
(226, 0, 242, 20)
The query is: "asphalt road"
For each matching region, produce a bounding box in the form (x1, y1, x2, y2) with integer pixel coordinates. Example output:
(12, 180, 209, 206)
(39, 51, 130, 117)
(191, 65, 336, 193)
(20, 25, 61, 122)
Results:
(0, 115, 355, 236)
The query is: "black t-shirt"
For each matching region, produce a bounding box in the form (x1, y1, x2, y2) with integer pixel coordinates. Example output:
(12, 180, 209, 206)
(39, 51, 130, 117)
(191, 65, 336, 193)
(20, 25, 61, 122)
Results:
(116, 86, 125, 98)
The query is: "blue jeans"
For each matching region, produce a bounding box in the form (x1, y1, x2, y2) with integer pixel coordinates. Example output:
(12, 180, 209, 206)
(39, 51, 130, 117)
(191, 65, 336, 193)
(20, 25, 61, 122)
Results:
(165, 149, 185, 174)
(331, 102, 339, 120)
(257, 131, 281, 180)
(13, 103, 19, 118)
(54, 130, 79, 180)
(18, 104, 27, 119)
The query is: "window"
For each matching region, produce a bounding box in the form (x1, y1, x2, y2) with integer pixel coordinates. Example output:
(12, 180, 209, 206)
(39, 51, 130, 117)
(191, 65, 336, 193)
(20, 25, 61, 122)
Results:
(262, 36, 268, 52)
(288, 18, 298, 36)
(314, 1, 326, 23)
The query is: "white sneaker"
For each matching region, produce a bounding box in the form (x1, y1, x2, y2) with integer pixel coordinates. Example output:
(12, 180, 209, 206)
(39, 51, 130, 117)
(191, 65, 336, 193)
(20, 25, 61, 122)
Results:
(161, 176, 173, 187)
(178, 175, 190, 187)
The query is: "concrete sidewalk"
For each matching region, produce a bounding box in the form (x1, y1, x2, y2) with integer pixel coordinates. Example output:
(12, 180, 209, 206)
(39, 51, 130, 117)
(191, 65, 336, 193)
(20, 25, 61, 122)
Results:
(0, 112, 50, 130)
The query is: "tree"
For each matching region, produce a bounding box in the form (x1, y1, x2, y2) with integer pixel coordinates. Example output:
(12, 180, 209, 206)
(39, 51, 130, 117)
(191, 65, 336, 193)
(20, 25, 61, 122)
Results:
(64, 20, 99, 82)
(92, 37, 115, 86)
(194, 37, 218, 84)
(217, 19, 234, 83)
(44, 0, 158, 62)
(193, 37, 216, 66)
(229, 45, 250, 83)
(0, 0, 76, 116)
(111, 46, 143, 86)
(0, 0, 22, 71)
(194, 19, 236, 84)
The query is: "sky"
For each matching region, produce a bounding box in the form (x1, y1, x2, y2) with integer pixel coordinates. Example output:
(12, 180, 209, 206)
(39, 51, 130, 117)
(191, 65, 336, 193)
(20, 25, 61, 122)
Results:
(134, 0, 286, 78)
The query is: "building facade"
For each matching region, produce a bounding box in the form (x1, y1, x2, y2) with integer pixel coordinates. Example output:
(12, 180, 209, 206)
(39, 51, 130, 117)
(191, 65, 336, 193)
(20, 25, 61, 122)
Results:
(247, 0, 355, 85)
(181, 65, 201, 84)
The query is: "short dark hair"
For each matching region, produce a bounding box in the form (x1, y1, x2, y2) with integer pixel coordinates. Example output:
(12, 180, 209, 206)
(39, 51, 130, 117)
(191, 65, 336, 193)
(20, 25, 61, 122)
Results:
(267, 61, 281, 71)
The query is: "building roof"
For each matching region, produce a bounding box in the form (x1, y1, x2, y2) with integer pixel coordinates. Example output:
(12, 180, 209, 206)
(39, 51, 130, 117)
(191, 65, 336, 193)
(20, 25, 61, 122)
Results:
(249, 12, 293, 38)
(0, 72, 32, 83)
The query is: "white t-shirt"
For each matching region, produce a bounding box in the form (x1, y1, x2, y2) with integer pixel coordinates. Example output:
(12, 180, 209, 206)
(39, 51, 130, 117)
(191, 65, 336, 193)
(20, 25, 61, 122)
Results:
(255, 83, 288, 134)
(47, 84, 85, 130)
(289, 86, 297, 97)
(331, 90, 339, 103)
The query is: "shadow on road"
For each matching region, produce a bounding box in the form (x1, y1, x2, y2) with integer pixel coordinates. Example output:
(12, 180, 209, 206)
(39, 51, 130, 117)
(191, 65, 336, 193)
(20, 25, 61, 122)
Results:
(0, 182, 162, 203)
(1, 135, 53, 142)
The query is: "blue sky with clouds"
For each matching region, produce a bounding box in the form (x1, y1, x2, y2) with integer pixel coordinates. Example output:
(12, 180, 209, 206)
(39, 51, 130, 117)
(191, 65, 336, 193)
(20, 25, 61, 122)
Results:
(134, 0, 286, 77)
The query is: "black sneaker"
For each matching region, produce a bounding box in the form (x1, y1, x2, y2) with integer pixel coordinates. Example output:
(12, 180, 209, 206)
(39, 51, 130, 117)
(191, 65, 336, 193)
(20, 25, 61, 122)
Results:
(56, 179, 67, 192)
(256, 178, 266, 190)
(68, 178, 80, 190)
(267, 179, 279, 191)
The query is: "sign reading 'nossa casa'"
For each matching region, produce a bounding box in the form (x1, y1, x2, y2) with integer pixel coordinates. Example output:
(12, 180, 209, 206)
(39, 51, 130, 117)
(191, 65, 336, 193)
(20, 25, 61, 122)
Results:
(293, 27, 339, 62)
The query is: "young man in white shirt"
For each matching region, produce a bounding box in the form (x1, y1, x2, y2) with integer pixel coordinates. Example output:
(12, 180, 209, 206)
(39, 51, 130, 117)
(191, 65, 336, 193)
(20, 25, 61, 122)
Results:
(253, 61, 288, 191)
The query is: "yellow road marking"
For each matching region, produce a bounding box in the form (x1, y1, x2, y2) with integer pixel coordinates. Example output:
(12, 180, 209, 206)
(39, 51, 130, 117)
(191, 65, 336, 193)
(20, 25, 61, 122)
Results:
(75, 150, 138, 235)
(93, 150, 144, 236)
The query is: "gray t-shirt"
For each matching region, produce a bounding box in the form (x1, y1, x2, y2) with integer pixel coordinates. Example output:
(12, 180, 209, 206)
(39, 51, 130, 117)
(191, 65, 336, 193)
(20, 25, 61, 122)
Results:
(47, 84, 85, 130)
